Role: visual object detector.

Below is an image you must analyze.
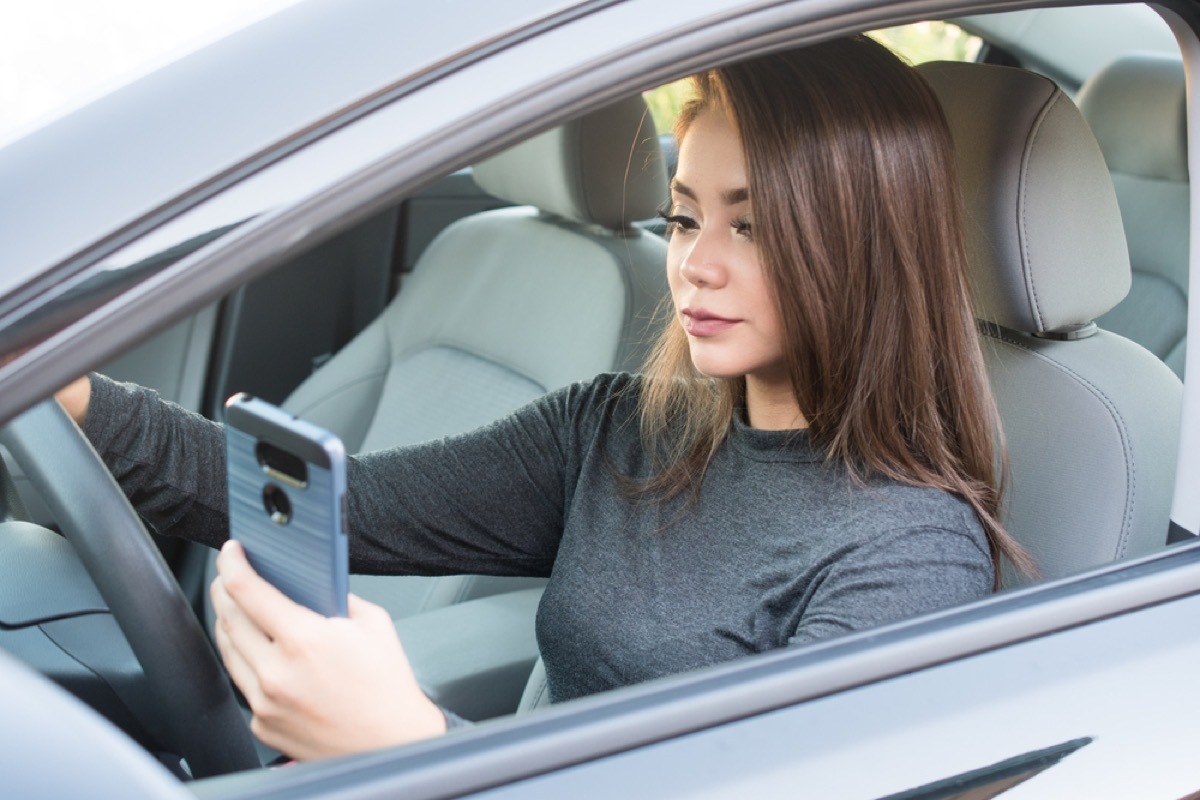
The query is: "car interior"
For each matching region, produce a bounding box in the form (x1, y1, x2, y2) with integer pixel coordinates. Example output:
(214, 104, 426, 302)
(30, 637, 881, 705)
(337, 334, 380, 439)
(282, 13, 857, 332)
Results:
(226, 92, 670, 620)
(1080, 53, 1190, 378)
(0, 1, 1191, 777)
(918, 57, 1181, 585)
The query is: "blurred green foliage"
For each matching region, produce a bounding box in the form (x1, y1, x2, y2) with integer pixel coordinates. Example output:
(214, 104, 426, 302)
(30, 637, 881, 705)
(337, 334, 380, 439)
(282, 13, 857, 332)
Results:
(643, 78, 692, 137)
(869, 21, 983, 64)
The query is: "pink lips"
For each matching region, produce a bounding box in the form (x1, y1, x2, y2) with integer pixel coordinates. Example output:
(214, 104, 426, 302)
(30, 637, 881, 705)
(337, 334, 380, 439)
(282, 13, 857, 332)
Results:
(681, 308, 739, 337)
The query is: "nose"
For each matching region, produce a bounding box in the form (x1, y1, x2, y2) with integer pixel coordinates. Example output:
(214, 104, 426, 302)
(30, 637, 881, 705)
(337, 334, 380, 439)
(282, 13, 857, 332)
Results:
(678, 227, 730, 289)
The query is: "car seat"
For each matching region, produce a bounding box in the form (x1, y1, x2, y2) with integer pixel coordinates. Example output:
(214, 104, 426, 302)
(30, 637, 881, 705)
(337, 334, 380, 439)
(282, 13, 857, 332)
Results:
(1077, 54, 1189, 378)
(918, 60, 1183, 584)
(205, 95, 669, 626)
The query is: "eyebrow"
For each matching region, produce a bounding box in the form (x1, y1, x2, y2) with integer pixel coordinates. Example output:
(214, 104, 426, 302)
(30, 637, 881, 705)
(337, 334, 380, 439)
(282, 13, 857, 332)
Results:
(671, 179, 749, 206)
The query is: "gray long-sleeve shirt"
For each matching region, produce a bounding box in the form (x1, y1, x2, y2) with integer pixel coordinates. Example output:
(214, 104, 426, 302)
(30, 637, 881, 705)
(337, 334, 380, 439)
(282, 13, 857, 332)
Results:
(84, 371, 993, 703)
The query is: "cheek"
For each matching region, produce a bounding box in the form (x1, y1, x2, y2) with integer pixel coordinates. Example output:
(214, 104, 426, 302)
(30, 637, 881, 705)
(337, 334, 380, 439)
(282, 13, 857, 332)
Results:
(665, 246, 686, 300)
(749, 270, 782, 335)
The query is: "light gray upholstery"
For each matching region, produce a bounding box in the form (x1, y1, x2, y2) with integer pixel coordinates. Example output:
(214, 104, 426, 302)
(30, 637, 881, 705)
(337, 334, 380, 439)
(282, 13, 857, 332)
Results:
(926, 63, 1132, 335)
(205, 95, 668, 630)
(517, 656, 550, 713)
(920, 61, 1182, 583)
(395, 588, 543, 720)
(472, 97, 666, 229)
(1078, 54, 1189, 377)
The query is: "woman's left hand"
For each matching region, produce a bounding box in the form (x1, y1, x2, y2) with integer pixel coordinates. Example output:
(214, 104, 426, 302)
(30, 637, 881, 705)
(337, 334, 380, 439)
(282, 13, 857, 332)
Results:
(210, 540, 448, 761)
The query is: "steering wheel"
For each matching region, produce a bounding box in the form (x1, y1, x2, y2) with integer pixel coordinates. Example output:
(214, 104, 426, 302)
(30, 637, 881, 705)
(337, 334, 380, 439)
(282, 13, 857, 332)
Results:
(0, 399, 260, 778)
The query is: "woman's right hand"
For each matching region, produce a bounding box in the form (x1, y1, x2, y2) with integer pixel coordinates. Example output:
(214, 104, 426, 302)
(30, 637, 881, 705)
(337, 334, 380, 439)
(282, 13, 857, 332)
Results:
(211, 540, 448, 760)
(56, 375, 92, 425)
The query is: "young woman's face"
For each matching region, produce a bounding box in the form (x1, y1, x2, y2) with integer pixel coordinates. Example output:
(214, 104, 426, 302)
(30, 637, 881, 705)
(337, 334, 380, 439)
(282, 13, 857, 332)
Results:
(666, 109, 787, 385)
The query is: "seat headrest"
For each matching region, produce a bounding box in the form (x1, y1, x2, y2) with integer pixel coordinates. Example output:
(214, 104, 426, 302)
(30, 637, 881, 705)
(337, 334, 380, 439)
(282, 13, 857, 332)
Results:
(471, 95, 667, 231)
(918, 61, 1131, 334)
(1077, 54, 1188, 183)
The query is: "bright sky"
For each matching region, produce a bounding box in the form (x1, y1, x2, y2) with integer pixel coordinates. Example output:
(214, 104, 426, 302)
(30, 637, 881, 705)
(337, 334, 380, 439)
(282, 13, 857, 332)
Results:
(0, 0, 296, 140)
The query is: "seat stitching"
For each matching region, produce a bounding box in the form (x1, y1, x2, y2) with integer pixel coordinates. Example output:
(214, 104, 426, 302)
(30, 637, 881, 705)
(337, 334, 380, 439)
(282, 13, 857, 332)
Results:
(1018, 88, 1064, 332)
(287, 369, 390, 417)
(986, 330, 1136, 557)
(394, 341, 547, 392)
(529, 673, 549, 708)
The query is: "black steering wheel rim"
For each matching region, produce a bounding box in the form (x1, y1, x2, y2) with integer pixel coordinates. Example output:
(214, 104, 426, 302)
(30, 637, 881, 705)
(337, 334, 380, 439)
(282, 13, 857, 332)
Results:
(0, 398, 260, 778)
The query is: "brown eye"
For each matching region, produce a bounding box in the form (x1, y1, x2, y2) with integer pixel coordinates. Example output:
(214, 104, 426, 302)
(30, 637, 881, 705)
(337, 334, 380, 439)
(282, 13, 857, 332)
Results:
(657, 210, 699, 236)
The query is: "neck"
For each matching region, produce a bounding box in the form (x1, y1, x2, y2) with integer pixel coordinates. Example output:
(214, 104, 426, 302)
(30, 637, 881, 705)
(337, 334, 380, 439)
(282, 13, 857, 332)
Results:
(744, 375, 808, 431)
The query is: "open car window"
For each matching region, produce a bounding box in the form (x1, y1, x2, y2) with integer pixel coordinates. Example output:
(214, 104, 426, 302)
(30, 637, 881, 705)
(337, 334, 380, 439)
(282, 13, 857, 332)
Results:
(0, 1, 1197, 797)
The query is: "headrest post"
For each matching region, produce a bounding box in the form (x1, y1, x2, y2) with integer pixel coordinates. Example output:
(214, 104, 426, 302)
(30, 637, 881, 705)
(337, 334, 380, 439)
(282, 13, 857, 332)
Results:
(1032, 322, 1099, 341)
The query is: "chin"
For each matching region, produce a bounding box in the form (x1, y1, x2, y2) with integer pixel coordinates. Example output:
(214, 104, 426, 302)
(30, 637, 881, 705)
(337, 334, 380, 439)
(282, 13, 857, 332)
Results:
(688, 357, 750, 381)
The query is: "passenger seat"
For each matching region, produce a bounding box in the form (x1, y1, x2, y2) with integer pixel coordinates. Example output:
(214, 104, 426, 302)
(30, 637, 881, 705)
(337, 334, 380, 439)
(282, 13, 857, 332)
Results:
(205, 96, 669, 625)
(1077, 54, 1189, 377)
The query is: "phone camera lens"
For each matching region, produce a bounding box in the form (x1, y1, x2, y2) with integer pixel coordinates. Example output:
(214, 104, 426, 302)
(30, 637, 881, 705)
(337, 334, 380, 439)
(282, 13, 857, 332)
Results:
(262, 484, 292, 525)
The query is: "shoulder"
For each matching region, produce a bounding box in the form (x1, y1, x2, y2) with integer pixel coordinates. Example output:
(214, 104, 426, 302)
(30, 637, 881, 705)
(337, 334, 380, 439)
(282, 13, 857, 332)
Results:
(861, 481, 982, 529)
(538, 372, 643, 423)
(788, 482, 996, 645)
(508, 373, 644, 453)
(844, 482, 992, 566)
(552, 372, 642, 403)
(830, 484, 996, 600)
(817, 479, 991, 561)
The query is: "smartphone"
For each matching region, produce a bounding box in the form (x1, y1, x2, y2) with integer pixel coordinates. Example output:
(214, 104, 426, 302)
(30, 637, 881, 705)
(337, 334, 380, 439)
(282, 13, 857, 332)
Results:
(224, 393, 349, 617)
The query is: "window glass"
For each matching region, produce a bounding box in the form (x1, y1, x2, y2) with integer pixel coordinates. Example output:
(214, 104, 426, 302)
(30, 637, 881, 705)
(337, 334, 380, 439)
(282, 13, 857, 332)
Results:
(643, 78, 692, 137)
(642, 22, 982, 136)
(869, 21, 983, 63)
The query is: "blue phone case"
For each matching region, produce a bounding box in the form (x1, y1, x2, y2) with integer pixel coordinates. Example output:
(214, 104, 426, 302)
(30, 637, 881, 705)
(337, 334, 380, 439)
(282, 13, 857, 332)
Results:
(224, 394, 349, 617)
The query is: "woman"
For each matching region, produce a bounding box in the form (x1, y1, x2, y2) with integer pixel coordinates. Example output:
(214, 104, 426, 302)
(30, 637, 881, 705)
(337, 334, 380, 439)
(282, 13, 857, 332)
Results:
(57, 35, 1031, 760)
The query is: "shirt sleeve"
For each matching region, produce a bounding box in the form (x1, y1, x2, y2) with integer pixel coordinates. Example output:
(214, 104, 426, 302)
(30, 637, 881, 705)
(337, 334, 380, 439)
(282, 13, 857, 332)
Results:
(343, 390, 575, 577)
(787, 525, 994, 646)
(82, 373, 588, 577)
(84, 372, 231, 551)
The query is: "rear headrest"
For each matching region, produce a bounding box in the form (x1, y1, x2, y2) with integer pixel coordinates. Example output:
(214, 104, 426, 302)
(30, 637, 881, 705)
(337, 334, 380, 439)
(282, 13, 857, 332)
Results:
(918, 61, 1131, 334)
(1077, 54, 1187, 183)
(472, 95, 668, 231)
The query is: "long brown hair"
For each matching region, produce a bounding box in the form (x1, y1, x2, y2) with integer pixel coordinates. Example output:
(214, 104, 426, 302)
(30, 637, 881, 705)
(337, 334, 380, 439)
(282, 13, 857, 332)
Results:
(637, 35, 1035, 586)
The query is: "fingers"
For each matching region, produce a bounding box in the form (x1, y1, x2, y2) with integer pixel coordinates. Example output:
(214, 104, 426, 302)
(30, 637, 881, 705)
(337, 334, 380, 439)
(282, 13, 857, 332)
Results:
(210, 574, 448, 759)
(210, 540, 306, 714)
(210, 573, 266, 678)
(216, 540, 320, 641)
(346, 592, 372, 617)
(347, 592, 388, 625)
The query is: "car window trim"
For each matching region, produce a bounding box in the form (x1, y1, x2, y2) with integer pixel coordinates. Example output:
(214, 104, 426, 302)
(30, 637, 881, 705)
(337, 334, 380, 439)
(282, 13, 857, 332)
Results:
(0, 0, 626, 345)
(191, 540, 1200, 800)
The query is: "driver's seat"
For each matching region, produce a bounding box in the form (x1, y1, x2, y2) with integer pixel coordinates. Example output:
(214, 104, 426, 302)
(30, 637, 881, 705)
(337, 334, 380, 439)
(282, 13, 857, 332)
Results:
(918, 60, 1182, 584)
(516, 60, 1189, 717)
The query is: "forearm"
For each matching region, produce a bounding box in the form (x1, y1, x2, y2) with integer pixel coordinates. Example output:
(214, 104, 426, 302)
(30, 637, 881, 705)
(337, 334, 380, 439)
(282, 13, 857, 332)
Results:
(342, 400, 572, 578)
(75, 373, 579, 576)
(81, 373, 230, 549)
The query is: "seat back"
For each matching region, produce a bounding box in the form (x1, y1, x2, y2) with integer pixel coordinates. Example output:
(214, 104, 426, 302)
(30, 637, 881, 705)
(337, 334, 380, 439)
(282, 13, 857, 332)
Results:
(205, 96, 669, 625)
(918, 61, 1183, 584)
(1078, 54, 1189, 378)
